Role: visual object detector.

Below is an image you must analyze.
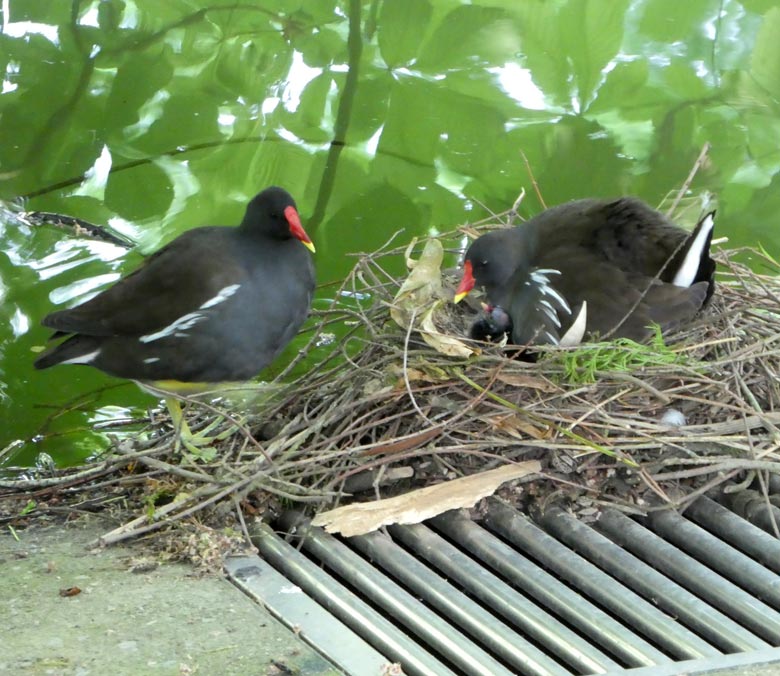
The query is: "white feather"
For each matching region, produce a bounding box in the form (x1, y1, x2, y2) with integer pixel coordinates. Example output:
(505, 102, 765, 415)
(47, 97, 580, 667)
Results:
(539, 299, 561, 327)
(199, 283, 241, 309)
(539, 284, 571, 315)
(673, 214, 714, 287)
(139, 312, 205, 343)
(559, 301, 587, 347)
(61, 349, 100, 365)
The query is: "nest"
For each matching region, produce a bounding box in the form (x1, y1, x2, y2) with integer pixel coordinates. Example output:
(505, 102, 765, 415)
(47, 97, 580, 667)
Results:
(3, 208, 780, 550)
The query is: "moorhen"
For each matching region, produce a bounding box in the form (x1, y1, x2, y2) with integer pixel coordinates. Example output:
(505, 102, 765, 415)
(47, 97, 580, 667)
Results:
(455, 197, 715, 345)
(35, 186, 316, 450)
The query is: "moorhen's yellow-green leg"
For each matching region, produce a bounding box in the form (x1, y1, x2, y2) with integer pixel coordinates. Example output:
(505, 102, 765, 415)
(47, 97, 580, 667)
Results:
(165, 397, 216, 458)
(164, 398, 239, 459)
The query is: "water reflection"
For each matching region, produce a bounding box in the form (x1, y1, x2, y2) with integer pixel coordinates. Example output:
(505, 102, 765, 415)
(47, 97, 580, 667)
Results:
(1, 0, 779, 467)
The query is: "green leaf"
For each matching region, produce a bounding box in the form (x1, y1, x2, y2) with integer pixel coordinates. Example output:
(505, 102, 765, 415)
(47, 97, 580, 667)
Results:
(663, 61, 710, 100)
(417, 5, 515, 71)
(751, 6, 780, 99)
(560, 0, 629, 108)
(589, 58, 650, 114)
(638, 0, 713, 42)
(106, 49, 174, 131)
(282, 72, 334, 144)
(104, 160, 172, 222)
(20, 500, 37, 516)
(378, 0, 433, 68)
(513, 1, 571, 107)
(737, 0, 780, 13)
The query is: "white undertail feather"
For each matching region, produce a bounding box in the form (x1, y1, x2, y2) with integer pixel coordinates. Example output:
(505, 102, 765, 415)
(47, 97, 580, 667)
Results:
(61, 349, 100, 365)
(673, 214, 714, 288)
(559, 301, 587, 347)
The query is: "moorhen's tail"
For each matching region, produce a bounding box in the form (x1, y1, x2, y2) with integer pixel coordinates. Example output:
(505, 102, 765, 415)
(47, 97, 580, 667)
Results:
(670, 211, 716, 300)
(34, 334, 103, 369)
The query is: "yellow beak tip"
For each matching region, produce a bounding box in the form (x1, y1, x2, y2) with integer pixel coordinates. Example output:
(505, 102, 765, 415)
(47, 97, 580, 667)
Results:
(303, 241, 316, 253)
(453, 292, 467, 304)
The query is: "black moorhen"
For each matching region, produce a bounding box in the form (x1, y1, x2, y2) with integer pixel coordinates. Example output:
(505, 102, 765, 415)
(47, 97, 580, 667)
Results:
(35, 186, 316, 449)
(455, 197, 715, 345)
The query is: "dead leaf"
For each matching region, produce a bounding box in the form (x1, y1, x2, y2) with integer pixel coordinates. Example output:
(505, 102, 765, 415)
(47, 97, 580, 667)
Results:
(494, 372, 558, 392)
(419, 300, 477, 358)
(311, 461, 541, 536)
(389, 362, 450, 385)
(388, 237, 478, 358)
(361, 426, 443, 456)
(390, 238, 445, 329)
(493, 414, 551, 440)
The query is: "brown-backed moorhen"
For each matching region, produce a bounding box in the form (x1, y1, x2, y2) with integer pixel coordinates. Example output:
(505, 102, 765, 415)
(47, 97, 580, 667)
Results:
(455, 197, 715, 345)
(35, 186, 315, 450)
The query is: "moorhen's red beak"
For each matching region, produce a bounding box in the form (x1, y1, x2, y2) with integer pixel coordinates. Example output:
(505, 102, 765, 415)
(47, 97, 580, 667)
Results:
(284, 205, 316, 253)
(454, 260, 475, 303)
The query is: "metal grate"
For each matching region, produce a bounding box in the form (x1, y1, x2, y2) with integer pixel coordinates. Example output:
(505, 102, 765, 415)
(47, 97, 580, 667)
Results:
(226, 495, 780, 675)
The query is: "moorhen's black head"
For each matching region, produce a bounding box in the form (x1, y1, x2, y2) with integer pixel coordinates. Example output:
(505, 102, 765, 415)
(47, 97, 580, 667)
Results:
(454, 228, 535, 303)
(242, 186, 315, 252)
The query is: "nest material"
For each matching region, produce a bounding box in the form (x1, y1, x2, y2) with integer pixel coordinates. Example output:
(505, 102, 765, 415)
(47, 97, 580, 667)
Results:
(3, 210, 780, 547)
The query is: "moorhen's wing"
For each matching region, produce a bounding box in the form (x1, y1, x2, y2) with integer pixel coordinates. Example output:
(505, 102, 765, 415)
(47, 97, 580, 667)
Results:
(42, 228, 247, 338)
(559, 274, 710, 341)
(585, 199, 685, 270)
(500, 267, 573, 345)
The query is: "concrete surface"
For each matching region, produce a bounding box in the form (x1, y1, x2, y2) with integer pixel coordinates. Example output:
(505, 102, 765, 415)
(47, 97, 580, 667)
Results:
(0, 517, 339, 675)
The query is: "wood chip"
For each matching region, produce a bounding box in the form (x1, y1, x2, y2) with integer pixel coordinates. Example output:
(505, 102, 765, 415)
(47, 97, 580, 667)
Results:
(311, 461, 541, 536)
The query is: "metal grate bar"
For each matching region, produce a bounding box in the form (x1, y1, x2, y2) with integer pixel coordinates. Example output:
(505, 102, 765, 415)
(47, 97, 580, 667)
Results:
(390, 521, 621, 674)
(277, 513, 514, 676)
(596, 509, 780, 644)
(350, 528, 570, 676)
(432, 508, 676, 667)
(539, 506, 771, 652)
(225, 554, 389, 674)
(646, 509, 780, 610)
(685, 496, 780, 574)
(728, 490, 780, 534)
(482, 501, 720, 660)
(250, 521, 457, 676)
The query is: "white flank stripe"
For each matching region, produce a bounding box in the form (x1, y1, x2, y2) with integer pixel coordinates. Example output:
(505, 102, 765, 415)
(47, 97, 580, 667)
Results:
(540, 284, 571, 315)
(559, 301, 587, 347)
(673, 214, 714, 287)
(539, 299, 561, 327)
(199, 283, 241, 309)
(61, 349, 100, 365)
(144, 357, 161, 364)
(140, 312, 205, 343)
(140, 285, 241, 344)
